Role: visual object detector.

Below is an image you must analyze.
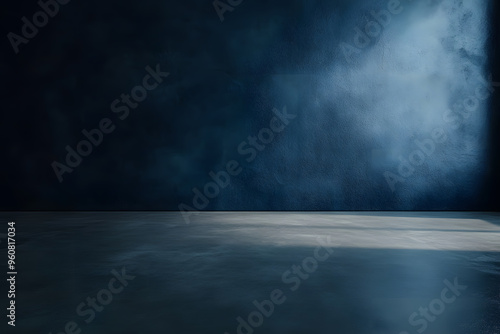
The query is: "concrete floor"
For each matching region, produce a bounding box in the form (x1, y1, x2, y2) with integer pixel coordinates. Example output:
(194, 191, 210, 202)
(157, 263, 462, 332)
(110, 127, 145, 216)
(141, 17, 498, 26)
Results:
(1, 212, 500, 334)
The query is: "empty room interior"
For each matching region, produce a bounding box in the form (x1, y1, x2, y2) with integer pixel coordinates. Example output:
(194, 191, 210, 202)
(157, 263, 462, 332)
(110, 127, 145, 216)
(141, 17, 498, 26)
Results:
(2, 0, 500, 333)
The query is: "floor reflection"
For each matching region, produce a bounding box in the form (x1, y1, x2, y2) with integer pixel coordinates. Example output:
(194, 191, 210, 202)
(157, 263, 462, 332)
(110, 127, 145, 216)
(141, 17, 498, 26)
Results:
(1, 212, 499, 334)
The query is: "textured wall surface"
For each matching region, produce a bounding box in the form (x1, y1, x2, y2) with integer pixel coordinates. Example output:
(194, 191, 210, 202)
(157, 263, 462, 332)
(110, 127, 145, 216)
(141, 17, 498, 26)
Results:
(2, 0, 498, 210)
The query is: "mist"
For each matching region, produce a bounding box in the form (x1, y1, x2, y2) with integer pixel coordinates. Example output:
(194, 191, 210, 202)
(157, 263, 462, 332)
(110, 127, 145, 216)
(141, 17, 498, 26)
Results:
(216, 0, 491, 210)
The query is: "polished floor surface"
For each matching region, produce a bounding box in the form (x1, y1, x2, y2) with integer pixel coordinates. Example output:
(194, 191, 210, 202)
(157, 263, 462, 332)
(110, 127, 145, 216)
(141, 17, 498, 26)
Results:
(1, 212, 500, 334)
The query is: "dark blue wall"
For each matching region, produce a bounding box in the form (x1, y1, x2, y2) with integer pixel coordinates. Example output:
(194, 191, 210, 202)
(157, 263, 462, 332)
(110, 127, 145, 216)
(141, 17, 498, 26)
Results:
(2, 0, 499, 210)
